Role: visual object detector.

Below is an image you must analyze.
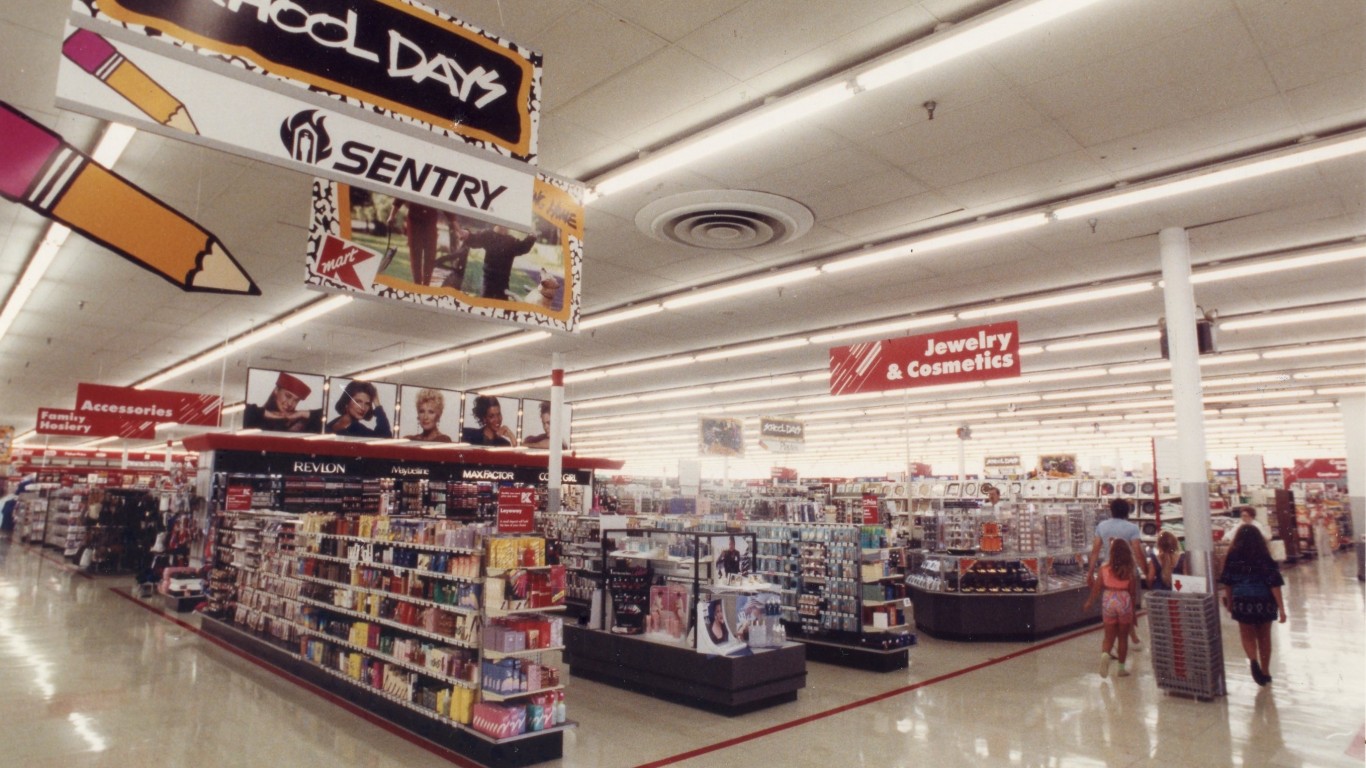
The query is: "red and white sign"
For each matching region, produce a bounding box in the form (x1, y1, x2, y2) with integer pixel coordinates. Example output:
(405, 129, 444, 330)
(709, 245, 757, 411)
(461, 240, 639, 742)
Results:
(771, 467, 799, 482)
(315, 234, 382, 291)
(862, 493, 880, 525)
(497, 487, 536, 533)
(225, 486, 254, 512)
(829, 321, 1020, 395)
(37, 407, 156, 439)
(1287, 458, 1348, 483)
(76, 382, 222, 427)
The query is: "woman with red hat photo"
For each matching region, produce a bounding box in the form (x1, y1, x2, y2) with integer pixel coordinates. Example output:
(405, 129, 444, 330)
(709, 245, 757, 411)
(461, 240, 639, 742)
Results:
(243, 371, 323, 433)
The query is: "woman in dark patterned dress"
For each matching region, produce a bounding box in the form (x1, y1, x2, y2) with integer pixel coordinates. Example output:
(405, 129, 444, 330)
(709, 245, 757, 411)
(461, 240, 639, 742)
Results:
(1218, 525, 1287, 686)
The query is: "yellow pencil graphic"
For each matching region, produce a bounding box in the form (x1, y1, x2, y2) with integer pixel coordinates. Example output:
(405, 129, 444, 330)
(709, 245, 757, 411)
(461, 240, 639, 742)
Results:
(63, 29, 198, 134)
(0, 101, 258, 295)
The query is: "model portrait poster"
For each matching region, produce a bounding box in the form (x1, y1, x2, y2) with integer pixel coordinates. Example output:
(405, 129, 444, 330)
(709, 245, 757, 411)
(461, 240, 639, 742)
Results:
(461, 393, 521, 447)
(521, 399, 570, 450)
(306, 179, 583, 332)
(242, 368, 325, 434)
(398, 385, 463, 443)
(699, 417, 744, 457)
(696, 596, 747, 657)
(1039, 454, 1078, 478)
(324, 378, 397, 438)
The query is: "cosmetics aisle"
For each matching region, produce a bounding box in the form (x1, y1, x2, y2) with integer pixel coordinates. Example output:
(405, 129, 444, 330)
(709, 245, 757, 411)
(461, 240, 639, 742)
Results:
(0, 537, 1361, 768)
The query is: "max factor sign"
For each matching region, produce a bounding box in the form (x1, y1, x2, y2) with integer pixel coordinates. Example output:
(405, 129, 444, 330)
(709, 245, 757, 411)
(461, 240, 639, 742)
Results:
(74, 0, 540, 159)
(463, 469, 515, 481)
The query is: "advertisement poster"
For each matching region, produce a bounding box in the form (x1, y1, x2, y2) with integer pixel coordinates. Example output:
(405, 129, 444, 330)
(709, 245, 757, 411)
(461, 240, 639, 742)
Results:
(398, 385, 462, 443)
(713, 535, 752, 580)
(242, 368, 326, 434)
(758, 417, 804, 453)
(306, 179, 582, 331)
(69, 0, 542, 160)
(521, 399, 570, 450)
(1039, 454, 1078, 478)
(700, 417, 744, 458)
(696, 596, 747, 657)
(496, 487, 535, 533)
(325, 378, 398, 438)
(462, 393, 520, 447)
(829, 321, 1020, 395)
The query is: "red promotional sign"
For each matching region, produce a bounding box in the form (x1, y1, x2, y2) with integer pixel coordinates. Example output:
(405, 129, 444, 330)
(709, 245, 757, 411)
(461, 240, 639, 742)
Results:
(829, 321, 1020, 395)
(225, 486, 254, 512)
(76, 382, 222, 426)
(315, 234, 381, 291)
(771, 467, 799, 482)
(497, 487, 536, 533)
(1287, 458, 1347, 482)
(862, 493, 880, 525)
(36, 407, 156, 439)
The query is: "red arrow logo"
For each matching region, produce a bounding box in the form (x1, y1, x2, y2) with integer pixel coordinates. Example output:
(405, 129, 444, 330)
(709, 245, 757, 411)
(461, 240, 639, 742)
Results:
(317, 234, 378, 290)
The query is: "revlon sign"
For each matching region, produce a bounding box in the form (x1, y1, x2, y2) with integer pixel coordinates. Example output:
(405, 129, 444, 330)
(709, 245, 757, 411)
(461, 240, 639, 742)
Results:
(829, 321, 1020, 395)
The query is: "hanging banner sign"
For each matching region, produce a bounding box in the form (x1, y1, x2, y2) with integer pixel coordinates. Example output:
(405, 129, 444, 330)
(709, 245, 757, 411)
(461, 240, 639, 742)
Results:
(1287, 458, 1348, 482)
(758, 417, 805, 453)
(37, 407, 156, 439)
(68, 0, 540, 161)
(984, 455, 1021, 469)
(55, 26, 535, 230)
(76, 382, 222, 426)
(700, 417, 745, 458)
(829, 321, 1020, 395)
(497, 487, 536, 533)
(305, 178, 581, 331)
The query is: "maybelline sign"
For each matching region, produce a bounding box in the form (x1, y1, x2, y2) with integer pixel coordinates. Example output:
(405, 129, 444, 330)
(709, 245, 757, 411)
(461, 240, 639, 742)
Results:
(69, 0, 541, 160)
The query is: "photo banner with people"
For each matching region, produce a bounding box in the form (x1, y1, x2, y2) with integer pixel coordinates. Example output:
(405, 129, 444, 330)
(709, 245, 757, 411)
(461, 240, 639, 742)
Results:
(398, 385, 463, 443)
(242, 368, 326, 434)
(325, 378, 398, 439)
(305, 178, 584, 332)
(699, 417, 744, 458)
(521, 399, 570, 450)
(462, 393, 522, 448)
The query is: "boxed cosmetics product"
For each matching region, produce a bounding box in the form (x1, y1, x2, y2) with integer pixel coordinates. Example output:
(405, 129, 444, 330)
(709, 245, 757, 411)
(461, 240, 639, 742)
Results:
(471, 702, 525, 739)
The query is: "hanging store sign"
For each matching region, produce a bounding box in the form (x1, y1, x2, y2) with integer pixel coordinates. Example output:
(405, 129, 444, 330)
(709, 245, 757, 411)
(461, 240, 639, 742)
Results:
(68, 0, 541, 160)
(829, 321, 1020, 395)
(700, 417, 744, 458)
(76, 382, 222, 427)
(1287, 458, 1348, 482)
(758, 417, 805, 453)
(37, 407, 156, 439)
(496, 487, 536, 533)
(984, 455, 1021, 469)
(56, 30, 535, 230)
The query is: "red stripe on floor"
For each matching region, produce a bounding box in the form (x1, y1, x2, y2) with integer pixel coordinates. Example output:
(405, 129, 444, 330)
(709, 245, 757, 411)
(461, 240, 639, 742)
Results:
(632, 622, 1114, 768)
(106, 587, 483, 768)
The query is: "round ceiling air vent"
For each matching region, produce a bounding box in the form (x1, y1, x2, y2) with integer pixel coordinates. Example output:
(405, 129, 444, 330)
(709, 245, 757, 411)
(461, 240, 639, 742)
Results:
(635, 190, 814, 250)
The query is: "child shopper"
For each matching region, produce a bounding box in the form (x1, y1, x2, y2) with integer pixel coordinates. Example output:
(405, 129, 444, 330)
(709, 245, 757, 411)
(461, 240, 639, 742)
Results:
(1084, 538, 1139, 678)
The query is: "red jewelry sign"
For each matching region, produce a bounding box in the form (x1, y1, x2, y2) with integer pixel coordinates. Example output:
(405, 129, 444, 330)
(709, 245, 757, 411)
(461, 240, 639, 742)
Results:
(497, 487, 536, 533)
(829, 321, 1020, 395)
(75, 382, 222, 427)
(37, 407, 156, 439)
(1287, 458, 1347, 482)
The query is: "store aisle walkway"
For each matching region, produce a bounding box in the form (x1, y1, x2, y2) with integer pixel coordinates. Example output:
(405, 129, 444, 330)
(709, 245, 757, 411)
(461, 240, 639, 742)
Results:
(1, 538, 1361, 768)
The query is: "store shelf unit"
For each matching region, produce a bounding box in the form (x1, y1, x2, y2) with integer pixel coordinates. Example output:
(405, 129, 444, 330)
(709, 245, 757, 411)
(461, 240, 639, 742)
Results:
(562, 527, 806, 712)
(536, 514, 630, 621)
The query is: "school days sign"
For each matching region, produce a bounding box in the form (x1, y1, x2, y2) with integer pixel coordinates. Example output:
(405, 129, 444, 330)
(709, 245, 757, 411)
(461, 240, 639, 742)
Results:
(829, 321, 1021, 395)
(73, 0, 541, 161)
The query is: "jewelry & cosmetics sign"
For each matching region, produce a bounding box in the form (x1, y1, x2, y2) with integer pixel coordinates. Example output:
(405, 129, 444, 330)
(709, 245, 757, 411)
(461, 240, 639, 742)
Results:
(828, 321, 1020, 395)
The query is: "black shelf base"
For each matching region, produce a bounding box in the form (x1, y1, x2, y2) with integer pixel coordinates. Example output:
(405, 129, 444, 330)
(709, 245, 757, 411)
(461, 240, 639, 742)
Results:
(200, 616, 563, 768)
(908, 584, 1101, 642)
(791, 635, 910, 672)
(563, 625, 806, 716)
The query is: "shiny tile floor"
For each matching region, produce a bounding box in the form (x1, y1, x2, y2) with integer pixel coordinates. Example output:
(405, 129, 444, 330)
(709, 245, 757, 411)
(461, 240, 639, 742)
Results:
(2, 538, 1362, 768)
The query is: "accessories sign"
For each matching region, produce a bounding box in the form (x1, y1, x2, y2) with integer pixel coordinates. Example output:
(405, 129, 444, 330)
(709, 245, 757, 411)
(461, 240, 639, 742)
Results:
(829, 321, 1021, 395)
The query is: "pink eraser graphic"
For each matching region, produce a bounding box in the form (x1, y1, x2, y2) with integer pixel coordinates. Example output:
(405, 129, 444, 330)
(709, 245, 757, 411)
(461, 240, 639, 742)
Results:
(63, 28, 118, 74)
(0, 103, 63, 200)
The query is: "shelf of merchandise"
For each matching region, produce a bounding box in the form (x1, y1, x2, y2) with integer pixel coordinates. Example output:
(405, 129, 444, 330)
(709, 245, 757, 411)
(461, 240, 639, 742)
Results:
(205, 507, 572, 767)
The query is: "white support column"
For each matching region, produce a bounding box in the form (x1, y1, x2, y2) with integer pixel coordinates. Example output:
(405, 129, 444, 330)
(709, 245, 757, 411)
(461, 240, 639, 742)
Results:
(1159, 227, 1214, 582)
(547, 352, 565, 514)
(1338, 395, 1365, 579)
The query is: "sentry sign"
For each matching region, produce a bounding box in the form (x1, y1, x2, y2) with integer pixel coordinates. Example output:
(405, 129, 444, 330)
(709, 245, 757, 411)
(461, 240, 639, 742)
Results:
(829, 321, 1020, 395)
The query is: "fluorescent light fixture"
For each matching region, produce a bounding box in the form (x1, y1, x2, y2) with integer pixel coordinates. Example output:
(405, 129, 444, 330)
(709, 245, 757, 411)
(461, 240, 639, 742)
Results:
(1206, 388, 1315, 402)
(809, 313, 958, 344)
(575, 395, 642, 411)
(564, 370, 608, 385)
(713, 375, 804, 393)
(1055, 131, 1366, 220)
(1198, 353, 1262, 368)
(1088, 399, 1174, 411)
(695, 338, 809, 362)
(1108, 360, 1170, 375)
(663, 268, 820, 310)
(1017, 405, 1087, 416)
(1040, 385, 1152, 401)
(1262, 340, 1366, 359)
(1221, 303, 1366, 330)
(1192, 242, 1366, 284)
(1318, 385, 1366, 395)
(801, 391, 884, 406)
(960, 281, 1153, 319)
(1045, 330, 1161, 352)
(1294, 366, 1366, 380)
(856, 0, 1110, 90)
(467, 331, 551, 356)
(822, 215, 1048, 274)
(1018, 345, 1046, 356)
(604, 356, 695, 377)
(637, 387, 714, 402)
(989, 368, 1108, 386)
(392, 349, 471, 376)
(579, 303, 664, 330)
(1213, 402, 1334, 414)
(800, 371, 831, 382)
(482, 379, 545, 395)
(593, 84, 853, 197)
(356, 363, 407, 380)
(920, 411, 1000, 424)
(954, 394, 1042, 408)
(281, 295, 353, 328)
